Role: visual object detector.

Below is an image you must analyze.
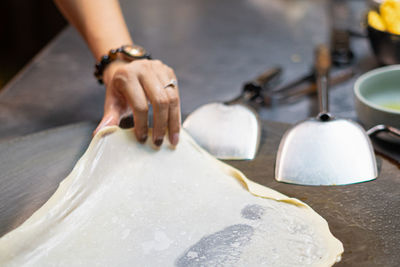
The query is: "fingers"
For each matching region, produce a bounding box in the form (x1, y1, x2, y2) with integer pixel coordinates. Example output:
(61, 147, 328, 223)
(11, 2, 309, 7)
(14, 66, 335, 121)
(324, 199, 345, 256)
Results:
(93, 111, 120, 136)
(167, 93, 181, 146)
(93, 99, 124, 137)
(138, 65, 169, 146)
(106, 59, 180, 147)
(93, 84, 127, 136)
(112, 70, 149, 143)
(152, 63, 181, 146)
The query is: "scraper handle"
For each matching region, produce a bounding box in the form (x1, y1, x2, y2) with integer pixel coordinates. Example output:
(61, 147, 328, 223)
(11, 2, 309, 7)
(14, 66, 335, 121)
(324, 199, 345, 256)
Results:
(315, 44, 331, 119)
(254, 66, 282, 88)
(229, 67, 282, 105)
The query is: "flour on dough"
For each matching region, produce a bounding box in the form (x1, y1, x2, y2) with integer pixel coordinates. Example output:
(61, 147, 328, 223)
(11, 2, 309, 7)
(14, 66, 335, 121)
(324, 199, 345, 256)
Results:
(0, 127, 343, 266)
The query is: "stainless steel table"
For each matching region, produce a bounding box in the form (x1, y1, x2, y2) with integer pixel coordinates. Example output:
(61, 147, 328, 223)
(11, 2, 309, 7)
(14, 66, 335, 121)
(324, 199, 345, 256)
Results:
(0, 0, 377, 141)
(2, 1, 397, 266)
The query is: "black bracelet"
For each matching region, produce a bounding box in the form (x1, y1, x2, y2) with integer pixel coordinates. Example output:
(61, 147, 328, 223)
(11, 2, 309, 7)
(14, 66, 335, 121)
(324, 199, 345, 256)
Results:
(94, 45, 151, 84)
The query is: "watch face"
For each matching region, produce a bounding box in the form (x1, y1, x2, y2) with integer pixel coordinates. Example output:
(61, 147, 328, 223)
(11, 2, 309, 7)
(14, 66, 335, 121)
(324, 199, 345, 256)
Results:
(122, 45, 147, 58)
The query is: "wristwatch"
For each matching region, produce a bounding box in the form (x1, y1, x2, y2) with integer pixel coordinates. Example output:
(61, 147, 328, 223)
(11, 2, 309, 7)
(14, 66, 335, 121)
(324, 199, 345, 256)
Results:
(94, 44, 152, 84)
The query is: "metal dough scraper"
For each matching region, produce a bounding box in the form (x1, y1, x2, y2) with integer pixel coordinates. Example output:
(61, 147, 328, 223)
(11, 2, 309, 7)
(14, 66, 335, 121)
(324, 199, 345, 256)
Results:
(275, 45, 378, 185)
(183, 68, 281, 160)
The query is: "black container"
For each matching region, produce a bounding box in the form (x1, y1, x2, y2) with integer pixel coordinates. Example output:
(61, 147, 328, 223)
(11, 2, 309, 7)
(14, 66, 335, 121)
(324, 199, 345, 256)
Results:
(368, 25, 400, 65)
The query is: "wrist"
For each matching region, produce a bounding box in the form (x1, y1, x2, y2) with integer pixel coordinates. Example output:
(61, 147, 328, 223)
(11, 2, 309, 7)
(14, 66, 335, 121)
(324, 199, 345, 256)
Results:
(102, 59, 126, 87)
(94, 44, 151, 84)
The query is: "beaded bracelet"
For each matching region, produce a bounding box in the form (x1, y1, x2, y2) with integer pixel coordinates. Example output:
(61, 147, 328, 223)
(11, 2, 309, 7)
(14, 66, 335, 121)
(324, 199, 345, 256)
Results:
(94, 45, 151, 84)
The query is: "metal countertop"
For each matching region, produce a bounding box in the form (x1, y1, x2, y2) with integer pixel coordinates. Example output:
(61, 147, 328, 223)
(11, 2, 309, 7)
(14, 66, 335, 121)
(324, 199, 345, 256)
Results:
(1, 0, 398, 266)
(1, 121, 399, 267)
(0, 0, 377, 140)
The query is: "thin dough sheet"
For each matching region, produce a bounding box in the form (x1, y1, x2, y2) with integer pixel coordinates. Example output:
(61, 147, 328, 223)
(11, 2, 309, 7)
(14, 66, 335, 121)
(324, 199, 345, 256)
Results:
(0, 127, 343, 266)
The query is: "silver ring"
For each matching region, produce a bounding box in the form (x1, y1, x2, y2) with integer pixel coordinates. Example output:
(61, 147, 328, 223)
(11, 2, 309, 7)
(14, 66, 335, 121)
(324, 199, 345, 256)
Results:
(164, 79, 178, 89)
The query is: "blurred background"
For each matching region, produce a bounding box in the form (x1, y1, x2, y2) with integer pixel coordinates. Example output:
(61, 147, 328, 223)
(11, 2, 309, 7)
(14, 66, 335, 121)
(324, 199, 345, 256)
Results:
(0, 0, 67, 89)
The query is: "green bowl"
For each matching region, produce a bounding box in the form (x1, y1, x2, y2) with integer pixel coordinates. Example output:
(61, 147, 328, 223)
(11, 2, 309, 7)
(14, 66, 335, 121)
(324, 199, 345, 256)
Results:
(354, 65, 400, 135)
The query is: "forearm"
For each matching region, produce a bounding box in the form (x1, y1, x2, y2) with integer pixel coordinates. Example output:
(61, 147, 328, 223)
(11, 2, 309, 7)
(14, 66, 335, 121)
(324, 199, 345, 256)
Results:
(54, 0, 132, 61)
(54, 0, 181, 146)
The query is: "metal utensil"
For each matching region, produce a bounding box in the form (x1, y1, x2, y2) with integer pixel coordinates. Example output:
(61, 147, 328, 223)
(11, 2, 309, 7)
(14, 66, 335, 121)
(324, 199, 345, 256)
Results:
(368, 124, 400, 165)
(367, 124, 400, 138)
(183, 67, 281, 160)
(264, 67, 355, 105)
(275, 45, 378, 186)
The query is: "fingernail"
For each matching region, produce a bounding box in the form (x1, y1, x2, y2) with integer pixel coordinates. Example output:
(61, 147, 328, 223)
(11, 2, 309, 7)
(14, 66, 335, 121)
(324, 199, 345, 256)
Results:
(154, 138, 164, 147)
(139, 135, 148, 143)
(171, 133, 179, 146)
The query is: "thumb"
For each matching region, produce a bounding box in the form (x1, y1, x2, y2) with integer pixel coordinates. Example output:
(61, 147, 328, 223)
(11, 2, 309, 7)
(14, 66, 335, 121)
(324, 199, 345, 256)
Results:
(93, 110, 121, 136)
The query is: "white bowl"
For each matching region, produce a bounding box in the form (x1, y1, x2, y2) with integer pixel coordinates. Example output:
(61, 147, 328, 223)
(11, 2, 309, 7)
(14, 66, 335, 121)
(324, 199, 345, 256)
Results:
(354, 65, 400, 142)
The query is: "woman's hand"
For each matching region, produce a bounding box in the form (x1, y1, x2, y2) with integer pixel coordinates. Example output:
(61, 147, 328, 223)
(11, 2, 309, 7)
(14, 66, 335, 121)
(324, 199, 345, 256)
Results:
(53, 1, 179, 146)
(94, 59, 181, 147)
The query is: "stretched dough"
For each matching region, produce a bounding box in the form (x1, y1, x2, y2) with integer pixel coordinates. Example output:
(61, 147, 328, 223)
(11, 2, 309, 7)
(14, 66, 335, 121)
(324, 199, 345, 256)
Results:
(0, 127, 343, 266)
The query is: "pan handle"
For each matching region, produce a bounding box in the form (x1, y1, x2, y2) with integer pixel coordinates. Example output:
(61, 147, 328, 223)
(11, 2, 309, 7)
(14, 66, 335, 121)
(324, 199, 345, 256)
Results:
(315, 44, 332, 120)
(367, 124, 400, 138)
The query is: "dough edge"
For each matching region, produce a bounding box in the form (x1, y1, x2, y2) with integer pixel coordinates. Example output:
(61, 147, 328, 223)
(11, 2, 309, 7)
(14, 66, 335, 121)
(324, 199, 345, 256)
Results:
(0, 126, 344, 266)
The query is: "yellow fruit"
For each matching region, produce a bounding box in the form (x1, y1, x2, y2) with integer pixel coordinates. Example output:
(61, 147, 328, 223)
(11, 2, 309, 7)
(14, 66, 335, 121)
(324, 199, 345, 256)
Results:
(381, 6, 397, 25)
(381, 0, 400, 10)
(388, 22, 400, 34)
(375, 0, 400, 35)
(380, 0, 400, 25)
(368, 10, 387, 31)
